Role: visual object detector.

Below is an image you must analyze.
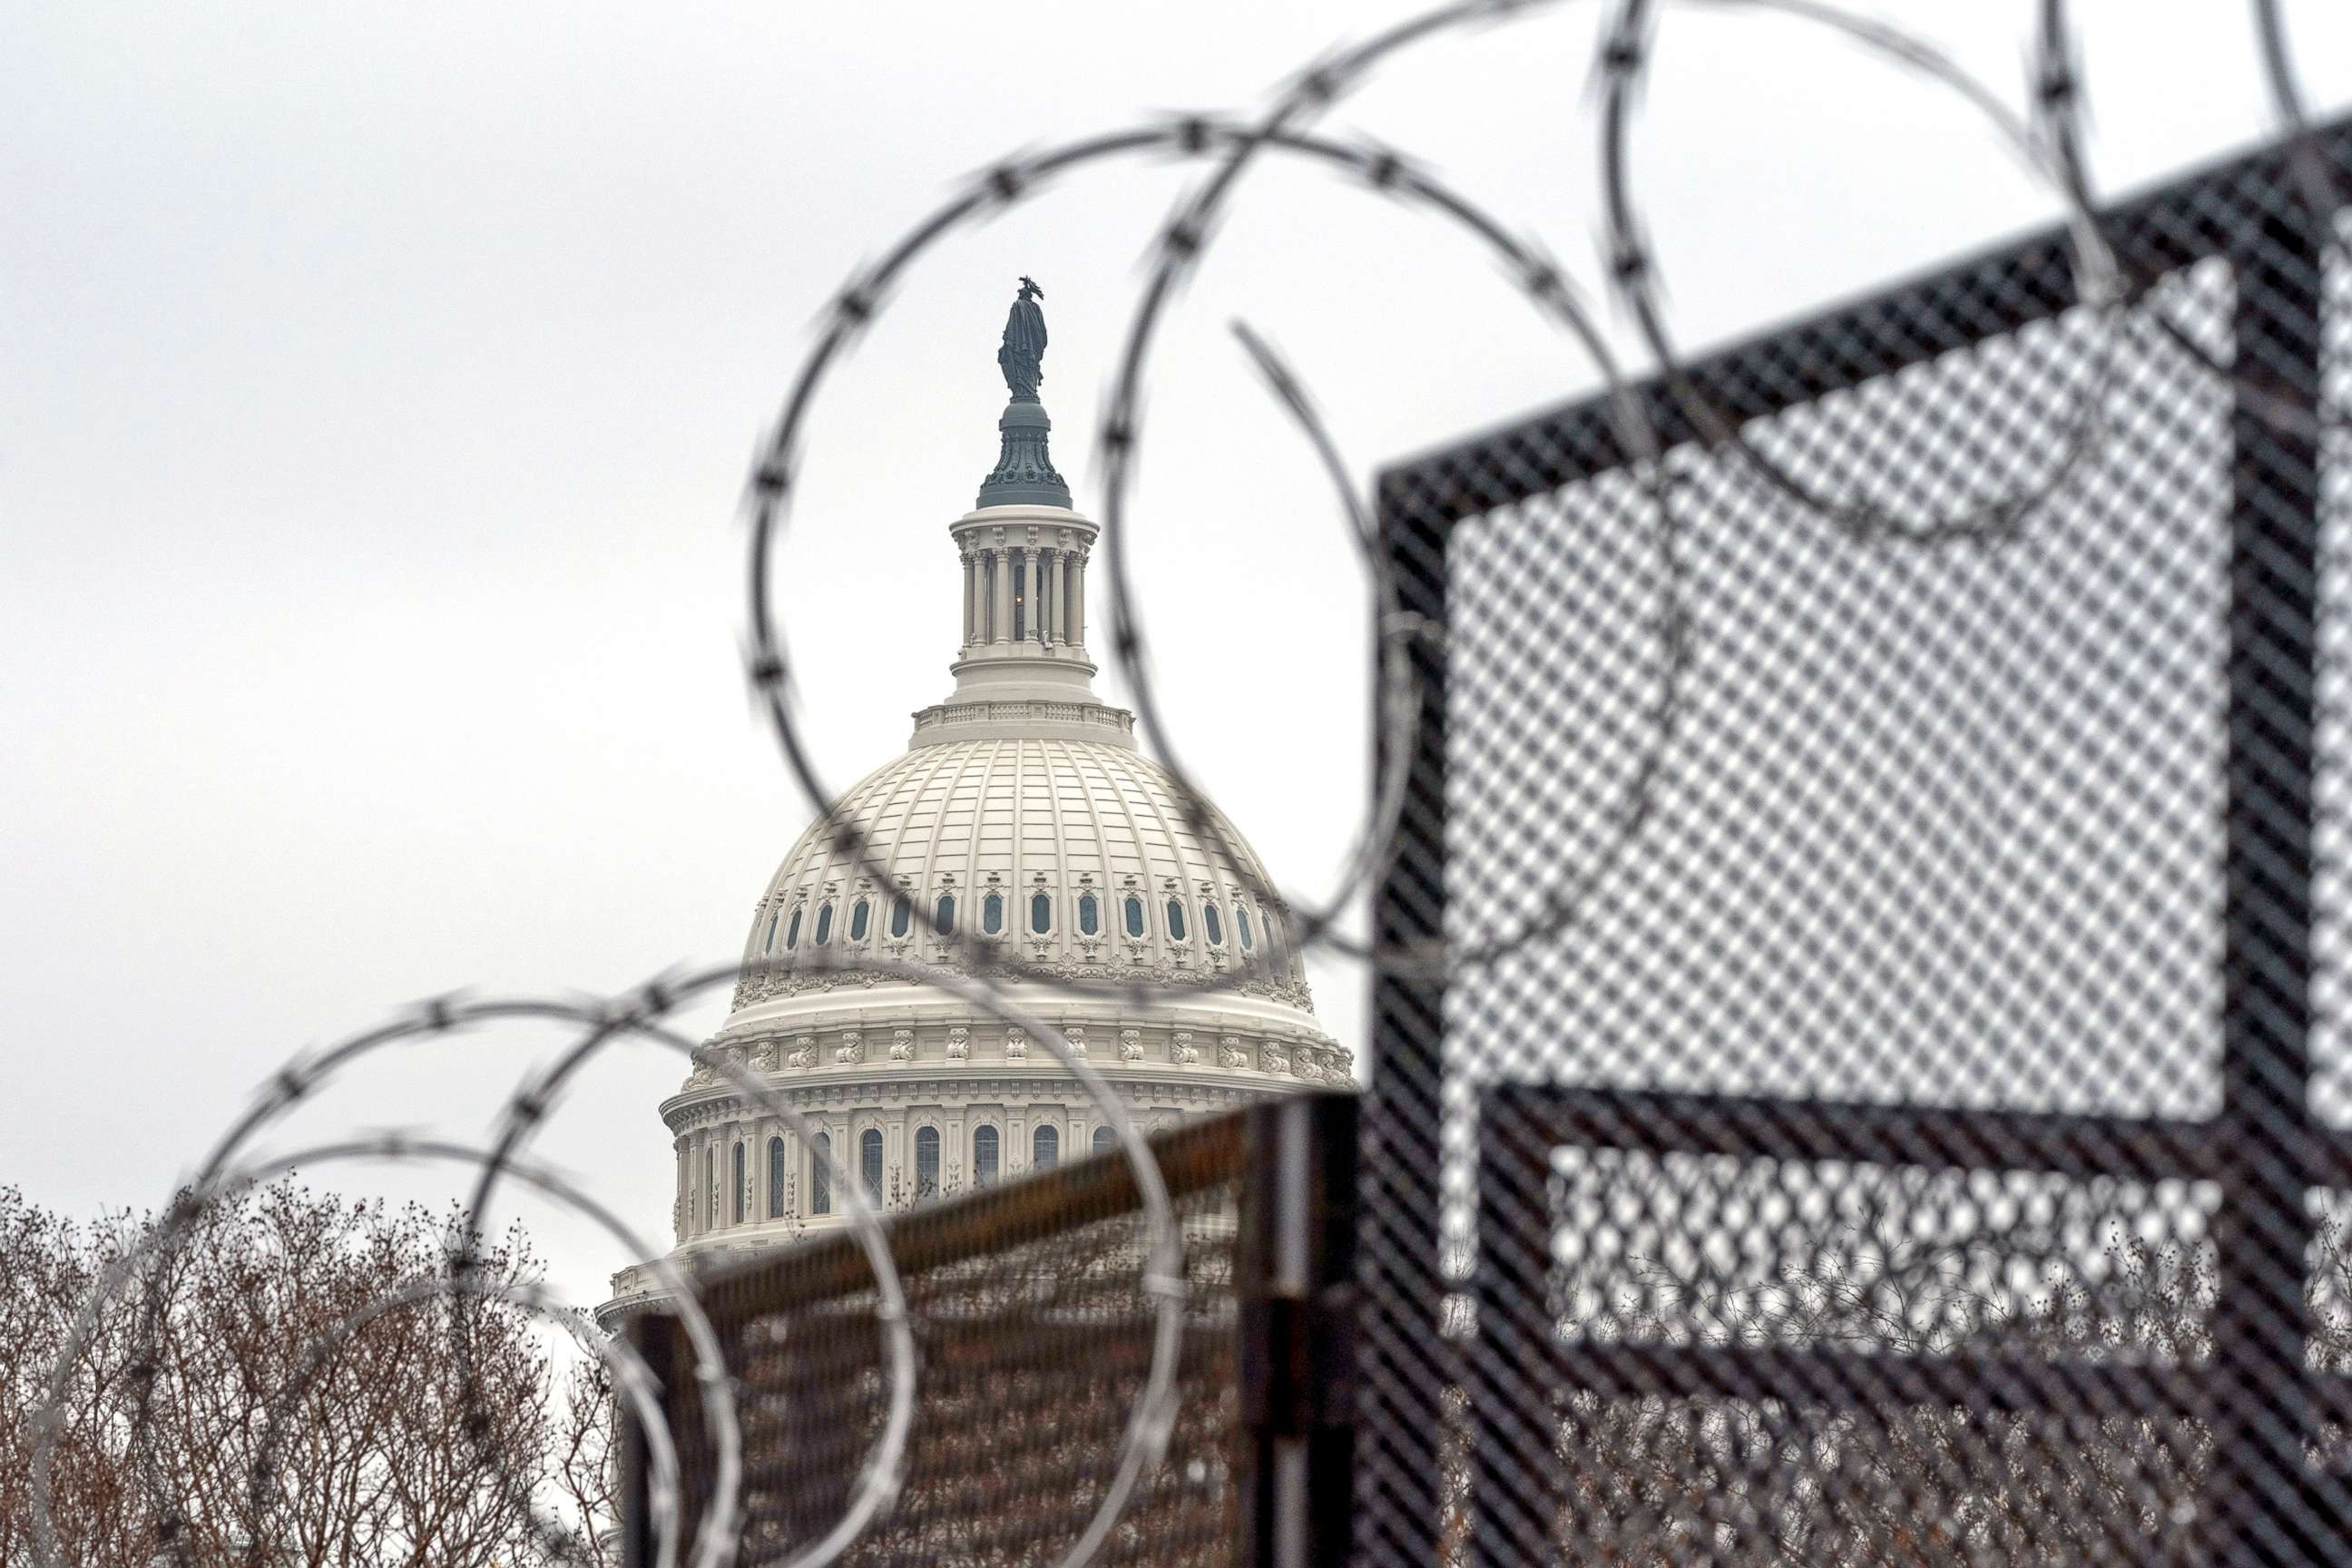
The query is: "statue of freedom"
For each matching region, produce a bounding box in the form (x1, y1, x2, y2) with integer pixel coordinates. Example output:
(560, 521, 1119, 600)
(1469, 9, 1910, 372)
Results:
(997, 276, 1047, 402)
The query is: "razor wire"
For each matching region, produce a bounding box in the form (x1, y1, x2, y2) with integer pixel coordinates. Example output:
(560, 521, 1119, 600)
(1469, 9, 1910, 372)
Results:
(34, 5, 2352, 1567)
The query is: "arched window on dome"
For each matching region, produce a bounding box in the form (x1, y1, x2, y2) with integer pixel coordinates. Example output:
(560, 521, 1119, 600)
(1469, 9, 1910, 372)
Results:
(809, 1132, 831, 1216)
(1092, 1124, 1115, 1156)
(1202, 903, 1223, 946)
(890, 896, 911, 938)
(814, 903, 834, 946)
(1237, 905, 1254, 950)
(973, 1124, 999, 1186)
(1123, 896, 1145, 939)
(915, 1125, 940, 1200)
(934, 894, 956, 935)
(983, 893, 1004, 935)
(859, 1129, 884, 1206)
(1165, 898, 1188, 943)
(1078, 892, 1100, 936)
(767, 1136, 786, 1219)
(763, 911, 779, 953)
(1033, 1124, 1059, 1171)
(848, 898, 870, 942)
(1030, 892, 1052, 934)
(730, 1142, 746, 1225)
(785, 906, 803, 949)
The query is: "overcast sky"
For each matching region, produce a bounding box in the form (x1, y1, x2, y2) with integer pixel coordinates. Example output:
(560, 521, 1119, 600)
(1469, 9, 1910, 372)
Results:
(7, 1, 2350, 1305)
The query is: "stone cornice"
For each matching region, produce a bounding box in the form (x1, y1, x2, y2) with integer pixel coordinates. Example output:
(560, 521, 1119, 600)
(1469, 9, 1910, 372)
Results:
(659, 1064, 1284, 1132)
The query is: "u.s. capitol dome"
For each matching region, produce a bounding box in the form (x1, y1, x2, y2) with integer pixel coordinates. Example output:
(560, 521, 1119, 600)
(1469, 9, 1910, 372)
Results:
(629, 289, 1343, 1285)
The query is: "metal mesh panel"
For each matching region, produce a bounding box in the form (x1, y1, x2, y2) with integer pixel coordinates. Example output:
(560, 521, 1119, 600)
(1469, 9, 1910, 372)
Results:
(639, 1112, 1250, 1567)
(1367, 123, 2352, 1568)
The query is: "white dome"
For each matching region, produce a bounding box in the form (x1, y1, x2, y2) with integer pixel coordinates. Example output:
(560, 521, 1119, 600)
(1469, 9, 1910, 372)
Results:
(613, 332, 1343, 1297)
(730, 733, 1314, 1015)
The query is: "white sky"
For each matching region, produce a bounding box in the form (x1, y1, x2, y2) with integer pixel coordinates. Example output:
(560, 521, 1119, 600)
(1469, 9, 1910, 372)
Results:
(6, 0, 2350, 1305)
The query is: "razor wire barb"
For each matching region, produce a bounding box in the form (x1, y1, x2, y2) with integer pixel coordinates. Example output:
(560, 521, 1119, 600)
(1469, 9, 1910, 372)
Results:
(34, 5, 2352, 1568)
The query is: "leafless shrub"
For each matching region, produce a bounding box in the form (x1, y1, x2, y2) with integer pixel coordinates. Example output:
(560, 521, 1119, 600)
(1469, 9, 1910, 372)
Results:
(0, 1180, 618, 1568)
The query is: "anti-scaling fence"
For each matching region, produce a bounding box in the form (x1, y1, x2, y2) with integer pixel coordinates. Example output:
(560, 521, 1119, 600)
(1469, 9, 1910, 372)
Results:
(625, 119, 2352, 1568)
(1362, 117, 2352, 1568)
(619, 1094, 1353, 1568)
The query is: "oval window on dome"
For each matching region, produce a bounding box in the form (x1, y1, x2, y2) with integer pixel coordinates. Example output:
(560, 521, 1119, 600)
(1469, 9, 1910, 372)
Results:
(1078, 893, 1100, 936)
(814, 904, 834, 946)
(934, 894, 955, 935)
(785, 906, 804, 949)
(1030, 892, 1051, 934)
(848, 898, 870, 942)
(984, 893, 1004, 935)
(1165, 898, 1188, 942)
(763, 911, 779, 953)
(1237, 906, 1253, 950)
(890, 896, 911, 938)
(1203, 903, 1223, 946)
(1123, 896, 1145, 939)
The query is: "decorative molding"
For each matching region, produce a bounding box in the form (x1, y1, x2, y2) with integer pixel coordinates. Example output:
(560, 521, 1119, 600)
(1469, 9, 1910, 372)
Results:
(731, 948, 1314, 1013)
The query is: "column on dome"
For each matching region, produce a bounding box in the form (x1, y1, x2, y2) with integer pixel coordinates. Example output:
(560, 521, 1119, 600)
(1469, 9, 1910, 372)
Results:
(1059, 550, 1077, 643)
(1036, 547, 1055, 644)
(959, 550, 976, 649)
(691, 1132, 709, 1235)
(1069, 548, 1086, 649)
(990, 548, 1012, 644)
(1020, 545, 1039, 643)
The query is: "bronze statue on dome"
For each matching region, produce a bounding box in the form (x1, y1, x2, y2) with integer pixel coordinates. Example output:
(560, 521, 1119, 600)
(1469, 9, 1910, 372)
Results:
(997, 276, 1047, 402)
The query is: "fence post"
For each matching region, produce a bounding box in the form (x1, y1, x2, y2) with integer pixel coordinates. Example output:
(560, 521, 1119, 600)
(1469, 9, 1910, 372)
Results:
(2210, 188, 2333, 1565)
(1236, 1091, 1359, 1568)
(619, 1306, 681, 1568)
(1357, 473, 1453, 1568)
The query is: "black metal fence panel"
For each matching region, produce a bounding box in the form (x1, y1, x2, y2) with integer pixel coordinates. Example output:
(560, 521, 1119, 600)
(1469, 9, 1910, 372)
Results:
(1367, 122, 2352, 1568)
(621, 1093, 1358, 1568)
(625, 1113, 1250, 1568)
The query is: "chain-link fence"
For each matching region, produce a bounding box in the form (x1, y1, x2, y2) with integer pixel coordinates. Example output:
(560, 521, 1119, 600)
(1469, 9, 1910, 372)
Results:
(1362, 116, 2352, 1568)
